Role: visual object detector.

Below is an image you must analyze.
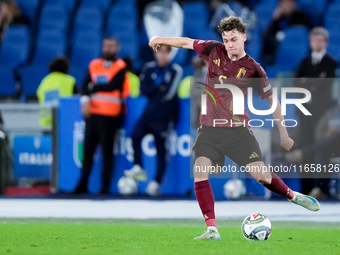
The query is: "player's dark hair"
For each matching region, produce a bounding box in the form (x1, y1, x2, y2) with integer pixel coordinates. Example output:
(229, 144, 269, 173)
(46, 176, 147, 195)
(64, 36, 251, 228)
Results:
(218, 16, 247, 35)
(48, 56, 70, 74)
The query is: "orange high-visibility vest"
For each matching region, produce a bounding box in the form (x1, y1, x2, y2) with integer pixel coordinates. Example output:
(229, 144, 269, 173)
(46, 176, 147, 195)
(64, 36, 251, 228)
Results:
(89, 59, 130, 117)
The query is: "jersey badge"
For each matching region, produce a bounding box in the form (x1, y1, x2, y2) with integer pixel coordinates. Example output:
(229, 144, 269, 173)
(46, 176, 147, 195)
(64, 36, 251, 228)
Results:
(236, 67, 246, 78)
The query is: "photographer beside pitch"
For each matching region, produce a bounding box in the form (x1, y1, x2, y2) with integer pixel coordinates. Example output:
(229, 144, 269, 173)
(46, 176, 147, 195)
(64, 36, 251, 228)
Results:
(149, 16, 320, 240)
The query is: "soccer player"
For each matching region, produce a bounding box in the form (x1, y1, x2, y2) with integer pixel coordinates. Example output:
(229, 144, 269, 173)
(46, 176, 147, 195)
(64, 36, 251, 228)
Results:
(148, 16, 320, 240)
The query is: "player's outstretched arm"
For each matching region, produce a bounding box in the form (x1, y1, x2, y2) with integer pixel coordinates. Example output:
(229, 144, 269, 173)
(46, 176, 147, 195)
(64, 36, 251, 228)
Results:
(267, 95, 294, 151)
(148, 36, 195, 52)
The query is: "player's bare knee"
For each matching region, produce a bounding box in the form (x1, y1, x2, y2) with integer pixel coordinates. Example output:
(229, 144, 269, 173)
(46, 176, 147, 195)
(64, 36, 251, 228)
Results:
(195, 156, 211, 166)
(194, 178, 209, 182)
(193, 156, 212, 178)
(193, 166, 210, 179)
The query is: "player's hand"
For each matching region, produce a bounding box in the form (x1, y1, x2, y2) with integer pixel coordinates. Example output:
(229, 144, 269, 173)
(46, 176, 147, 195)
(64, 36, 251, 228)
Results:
(81, 102, 90, 118)
(149, 36, 161, 52)
(280, 136, 294, 151)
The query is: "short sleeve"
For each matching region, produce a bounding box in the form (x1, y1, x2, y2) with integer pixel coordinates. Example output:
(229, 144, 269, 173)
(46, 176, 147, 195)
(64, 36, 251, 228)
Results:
(256, 65, 272, 99)
(193, 40, 223, 62)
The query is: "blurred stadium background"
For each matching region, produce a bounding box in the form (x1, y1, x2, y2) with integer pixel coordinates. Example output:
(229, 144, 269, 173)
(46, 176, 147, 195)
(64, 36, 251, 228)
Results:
(0, 0, 340, 218)
(0, 0, 339, 97)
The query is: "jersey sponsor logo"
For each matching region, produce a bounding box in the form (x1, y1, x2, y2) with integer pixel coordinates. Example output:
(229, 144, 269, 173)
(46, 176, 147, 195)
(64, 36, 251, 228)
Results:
(213, 59, 220, 66)
(249, 151, 259, 159)
(236, 67, 246, 78)
(263, 84, 271, 92)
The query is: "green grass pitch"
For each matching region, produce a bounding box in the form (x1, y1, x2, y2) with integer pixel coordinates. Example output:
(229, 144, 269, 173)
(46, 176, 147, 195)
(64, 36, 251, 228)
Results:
(0, 219, 339, 255)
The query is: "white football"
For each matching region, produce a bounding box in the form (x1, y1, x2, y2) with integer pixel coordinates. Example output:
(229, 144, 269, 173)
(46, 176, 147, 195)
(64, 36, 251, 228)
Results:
(223, 179, 246, 200)
(241, 213, 272, 241)
(117, 176, 138, 196)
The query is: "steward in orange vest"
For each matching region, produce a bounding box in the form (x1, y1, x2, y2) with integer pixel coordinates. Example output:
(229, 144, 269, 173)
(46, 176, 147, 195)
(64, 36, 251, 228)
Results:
(74, 37, 129, 195)
(88, 58, 130, 117)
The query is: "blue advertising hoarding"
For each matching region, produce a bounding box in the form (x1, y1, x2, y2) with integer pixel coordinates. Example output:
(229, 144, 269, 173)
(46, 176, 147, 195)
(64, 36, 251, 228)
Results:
(13, 135, 52, 179)
(58, 96, 192, 196)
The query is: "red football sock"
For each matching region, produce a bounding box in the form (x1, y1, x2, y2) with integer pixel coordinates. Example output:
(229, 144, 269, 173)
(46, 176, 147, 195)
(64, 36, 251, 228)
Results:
(194, 180, 216, 227)
(263, 172, 294, 199)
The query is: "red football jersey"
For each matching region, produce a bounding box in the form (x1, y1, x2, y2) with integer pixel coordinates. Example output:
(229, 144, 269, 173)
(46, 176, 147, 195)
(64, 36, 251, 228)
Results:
(193, 39, 273, 127)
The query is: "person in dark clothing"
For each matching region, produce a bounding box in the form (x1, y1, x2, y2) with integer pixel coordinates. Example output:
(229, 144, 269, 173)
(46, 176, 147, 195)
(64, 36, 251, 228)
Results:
(262, 0, 310, 66)
(293, 27, 338, 195)
(73, 37, 129, 195)
(124, 45, 182, 196)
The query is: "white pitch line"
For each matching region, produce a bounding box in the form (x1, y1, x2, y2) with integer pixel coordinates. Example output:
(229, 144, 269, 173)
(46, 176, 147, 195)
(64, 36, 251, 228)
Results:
(0, 199, 339, 222)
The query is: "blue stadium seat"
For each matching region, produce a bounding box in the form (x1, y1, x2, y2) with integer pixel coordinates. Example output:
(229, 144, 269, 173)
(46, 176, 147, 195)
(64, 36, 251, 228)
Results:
(250, 27, 262, 42)
(81, 0, 112, 11)
(106, 4, 137, 35)
(183, 2, 209, 38)
(107, 19, 135, 37)
(0, 26, 30, 67)
(227, 1, 243, 14)
(73, 6, 103, 35)
(324, 3, 340, 31)
(16, 0, 41, 26)
(136, 28, 154, 65)
(71, 32, 102, 67)
(110, 32, 138, 60)
(275, 26, 309, 72)
(39, 4, 69, 33)
(45, 0, 77, 13)
(0, 67, 16, 96)
(297, 0, 328, 26)
(117, 0, 136, 3)
(255, 3, 276, 33)
(69, 66, 87, 87)
(245, 39, 261, 62)
(20, 65, 49, 96)
(327, 32, 340, 67)
(182, 66, 194, 79)
(259, 0, 278, 7)
(197, 28, 221, 41)
(33, 31, 66, 65)
(301, 0, 328, 13)
(172, 48, 189, 66)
